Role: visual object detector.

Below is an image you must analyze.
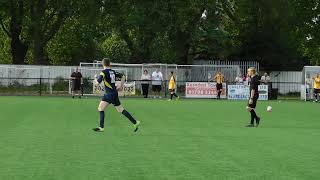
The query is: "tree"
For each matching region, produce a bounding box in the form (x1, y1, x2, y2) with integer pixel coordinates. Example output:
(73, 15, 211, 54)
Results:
(0, 0, 84, 65)
(192, 0, 237, 60)
(0, 29, 11, 64)
(29, 0, 82, 64)
(105, 0, 170, 63)
(228, 0, 308, 70)
(0, 0, 29, 64)
(165, 0, 206, 64)
(47, 1, 107, 65)
(292, 0, 320, 65)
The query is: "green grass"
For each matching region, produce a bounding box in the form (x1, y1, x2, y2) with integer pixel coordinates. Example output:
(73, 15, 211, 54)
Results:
(0, 96, 320, 180)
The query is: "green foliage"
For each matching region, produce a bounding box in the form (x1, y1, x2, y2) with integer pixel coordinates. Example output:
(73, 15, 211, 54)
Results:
(0, 0, 318, 69)
(52, 77, 68, 91)
(47, 14, 108, 65)
(226, 0, 309, 70)
(149, 33, 177, 64)
(0, 30, 11, 64)
(101, 34, 131, 63)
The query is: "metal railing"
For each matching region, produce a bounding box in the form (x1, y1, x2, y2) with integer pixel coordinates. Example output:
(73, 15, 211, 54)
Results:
(0, 77, 301, 100)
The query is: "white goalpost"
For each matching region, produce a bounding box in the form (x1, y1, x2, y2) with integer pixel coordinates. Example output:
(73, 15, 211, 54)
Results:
(77, 61, 242, 97)
(69, 64, 128, 96)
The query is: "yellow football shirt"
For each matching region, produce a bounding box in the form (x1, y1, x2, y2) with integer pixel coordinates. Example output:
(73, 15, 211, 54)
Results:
(169, 76, 176, 90)
(314, 77, 320, 89)
(215, 74, 224, 84)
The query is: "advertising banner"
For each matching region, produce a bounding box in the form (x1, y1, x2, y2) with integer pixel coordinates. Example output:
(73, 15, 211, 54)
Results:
(93, 81, 136, 96)
(185, 82, 226, 98)
(227, 85, 268, 100)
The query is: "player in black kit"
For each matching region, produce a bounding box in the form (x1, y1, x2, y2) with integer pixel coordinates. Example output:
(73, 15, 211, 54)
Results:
(92, 58, 140, 132)
(246, 67, 261, 127)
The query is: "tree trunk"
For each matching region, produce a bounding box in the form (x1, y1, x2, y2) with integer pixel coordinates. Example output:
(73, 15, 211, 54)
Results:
(175, 31, 192, 64)
(10, 36, 28, 64)
(7, 0, 28, 64)
(33, 40, 48, 65)
(177, 43, 191, 64)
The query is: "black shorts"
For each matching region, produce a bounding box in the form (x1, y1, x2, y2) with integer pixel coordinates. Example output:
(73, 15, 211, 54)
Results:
(248, 96, 259, 108)
(314, 89, 320, 94)
(216, 83, 223, 90)
(102, 93, 121, 106)
(152, 85, 162, 92)
(72, 82, 81, 91)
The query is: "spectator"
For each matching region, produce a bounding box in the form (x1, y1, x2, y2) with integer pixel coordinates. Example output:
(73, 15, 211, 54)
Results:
(261, 73, 271, 85)
(235, 74, 244, 85)
(244, 74, 251, 86)
(70, 67, 83, 99)
(141, 70, 151, 98)
(152, 69, 163, 98)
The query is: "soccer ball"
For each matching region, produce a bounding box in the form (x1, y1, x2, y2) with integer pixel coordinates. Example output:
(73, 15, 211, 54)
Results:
(267, 106, 272, 112)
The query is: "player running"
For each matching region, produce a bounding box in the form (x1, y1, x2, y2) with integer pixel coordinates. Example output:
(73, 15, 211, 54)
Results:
(246, 67, 261, 127)
(92, 58, 140, 132)
(168, 71, 179, 101)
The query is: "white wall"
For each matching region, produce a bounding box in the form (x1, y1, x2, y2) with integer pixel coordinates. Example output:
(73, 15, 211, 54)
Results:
(0, 65, 77, 86)
(269, 71, 301, 94)
(0, 64, 303, 95)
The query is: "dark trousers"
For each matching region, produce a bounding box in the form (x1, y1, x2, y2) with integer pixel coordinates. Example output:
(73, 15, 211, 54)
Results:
(216, 83, 223, 99)
(142, 84, 149, 98)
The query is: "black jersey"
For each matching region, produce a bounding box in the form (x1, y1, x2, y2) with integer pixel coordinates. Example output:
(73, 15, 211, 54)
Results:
(97, 68, 124, 94)
(71, 72, 82, 85)
(250, 75, 260, 96)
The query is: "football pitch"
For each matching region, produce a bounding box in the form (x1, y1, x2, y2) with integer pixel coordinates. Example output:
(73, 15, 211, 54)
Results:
(0, 96, 319, 180)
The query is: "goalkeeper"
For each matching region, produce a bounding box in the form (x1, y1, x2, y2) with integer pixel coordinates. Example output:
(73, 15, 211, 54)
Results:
(92, 58, 140, 132)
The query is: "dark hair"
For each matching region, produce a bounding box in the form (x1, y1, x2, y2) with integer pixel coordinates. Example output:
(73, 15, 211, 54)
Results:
(171, 71, 174, 74)
(101, 58, 110, 66)
(144, 69, 148, 73)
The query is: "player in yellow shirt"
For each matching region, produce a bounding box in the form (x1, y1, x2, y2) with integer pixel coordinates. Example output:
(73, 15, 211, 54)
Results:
(214, 71, 224, 99)
(312, 74, 320, 102)
(168, 71, 179, 101)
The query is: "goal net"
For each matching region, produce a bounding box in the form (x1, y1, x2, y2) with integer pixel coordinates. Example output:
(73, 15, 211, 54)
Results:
(78, 61, 242, 97)
(176, 64, 241, 82)
(69, 66, 130, 96)
(301, 66, 320, 101)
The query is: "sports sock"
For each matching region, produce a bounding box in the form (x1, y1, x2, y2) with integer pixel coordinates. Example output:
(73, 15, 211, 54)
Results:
(250, 109, 258, 124)
(250, 111, 254, 124)
(122, 110, 137, 124)
(170, 94, 173, 100)
(99, 111, 105, 128)
(250, 110, 257, 124)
